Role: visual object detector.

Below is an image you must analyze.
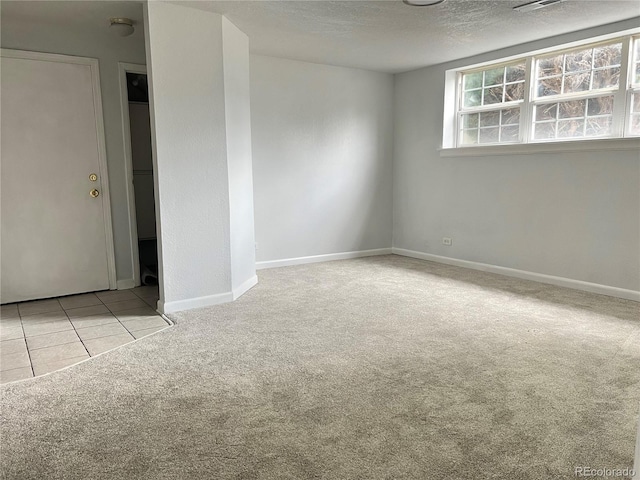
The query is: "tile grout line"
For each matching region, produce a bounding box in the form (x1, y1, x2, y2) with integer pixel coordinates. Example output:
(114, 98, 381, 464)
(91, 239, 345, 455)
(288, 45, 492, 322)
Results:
(62, 297, 111, 360)
(118, 318, 137, 339)
(77, 320, 135, 343)
(66, 293, 150, 352)
(18, 302, 61, 378)
(118, 317, 170, 339)
(19, 312, 100, 339)
(27, 338, 84, 352)
(24, 304, 49, 376)
(114, 303, 138, 340)
(109, 288, 164, 339)
(0, 365, 34, 377)
(29, 304, 87, 377)
(115, 289, 156, 338)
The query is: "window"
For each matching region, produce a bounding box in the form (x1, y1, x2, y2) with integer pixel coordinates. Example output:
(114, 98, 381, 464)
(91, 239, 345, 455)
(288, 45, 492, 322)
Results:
(533, 42, 620, 140)
(449, 30, 640, 148)
(460, 62, 525, 145)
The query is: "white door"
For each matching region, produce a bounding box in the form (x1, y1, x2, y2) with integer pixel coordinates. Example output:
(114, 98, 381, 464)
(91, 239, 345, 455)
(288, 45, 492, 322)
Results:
(1, 51, 114, 303)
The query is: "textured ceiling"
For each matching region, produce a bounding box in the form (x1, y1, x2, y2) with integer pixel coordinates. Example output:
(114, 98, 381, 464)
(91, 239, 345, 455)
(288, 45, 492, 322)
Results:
(180, 0, 640, 72)
(2, 1, 639, 73)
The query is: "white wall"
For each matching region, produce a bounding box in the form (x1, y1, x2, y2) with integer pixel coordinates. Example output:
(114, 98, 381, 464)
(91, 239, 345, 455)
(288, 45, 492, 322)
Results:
(250, 56, 395, 263)
(0, 8, 147, 286)
(393, 19, 640, 293)
(145, 2, 256, 313)
(222, 18, 258, 296)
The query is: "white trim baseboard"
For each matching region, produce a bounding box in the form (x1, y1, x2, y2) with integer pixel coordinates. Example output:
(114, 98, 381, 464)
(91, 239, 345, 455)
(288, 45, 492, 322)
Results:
(256, 248, 393, 270)
(233, 275, 258, 300)
(160, 291, 234, 314)
(158, 275, 257, 314)
(157, 275, 258, 314)
(116, 279, 136, 290)
(392, 248, 640, 302)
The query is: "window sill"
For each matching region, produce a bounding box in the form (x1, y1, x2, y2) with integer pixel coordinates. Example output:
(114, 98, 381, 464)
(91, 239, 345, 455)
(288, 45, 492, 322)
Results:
(439, 137, 640, 157)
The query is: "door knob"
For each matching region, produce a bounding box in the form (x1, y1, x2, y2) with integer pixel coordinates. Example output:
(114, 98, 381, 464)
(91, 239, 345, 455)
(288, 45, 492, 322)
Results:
(90, 189, 100, 198)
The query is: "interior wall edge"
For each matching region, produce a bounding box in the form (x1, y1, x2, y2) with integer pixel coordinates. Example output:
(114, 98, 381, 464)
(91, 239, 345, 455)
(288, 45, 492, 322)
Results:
(232, 275, 258, 300)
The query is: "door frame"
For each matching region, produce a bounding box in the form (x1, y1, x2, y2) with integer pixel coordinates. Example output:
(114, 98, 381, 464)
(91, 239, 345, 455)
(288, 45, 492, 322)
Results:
(118, 62, 148, 288)
(1, 48, 117, 291)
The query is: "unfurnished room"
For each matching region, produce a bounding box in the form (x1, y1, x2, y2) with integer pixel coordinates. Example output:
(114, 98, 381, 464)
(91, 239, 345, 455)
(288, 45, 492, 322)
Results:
(0, 1, 639, 479)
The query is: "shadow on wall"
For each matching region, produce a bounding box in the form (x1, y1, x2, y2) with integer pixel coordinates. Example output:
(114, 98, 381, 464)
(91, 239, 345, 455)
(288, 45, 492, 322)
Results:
(250, 56, 395, 261)
(370, 255, 639, 323)
(309, 114, 392, 251)
(258, 102, 392, 253)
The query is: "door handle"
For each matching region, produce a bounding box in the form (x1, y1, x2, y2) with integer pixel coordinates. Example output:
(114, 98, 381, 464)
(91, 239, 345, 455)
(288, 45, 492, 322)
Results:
(90, 189, 100, 198)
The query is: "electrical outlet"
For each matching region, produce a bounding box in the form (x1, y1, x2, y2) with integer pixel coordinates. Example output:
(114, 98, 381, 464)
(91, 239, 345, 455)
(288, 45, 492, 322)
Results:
(442, 237, 452, 246)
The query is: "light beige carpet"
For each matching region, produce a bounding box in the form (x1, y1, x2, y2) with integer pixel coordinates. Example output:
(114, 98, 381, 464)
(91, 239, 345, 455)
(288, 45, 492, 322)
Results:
(1, 255, 639, 479)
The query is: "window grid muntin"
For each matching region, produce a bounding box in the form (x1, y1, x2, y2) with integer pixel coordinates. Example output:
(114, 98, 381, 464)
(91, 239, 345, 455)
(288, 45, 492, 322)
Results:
(459, 107, 521, 146)
(630, 92, 640, 136)
(461, 61, 526, 110)
(535, 41, 623, 99)
(632, 36, 640, 87)
(532, 95, 615, 141)
(535, 65, 621, 95)
(458, 61, 525, 146)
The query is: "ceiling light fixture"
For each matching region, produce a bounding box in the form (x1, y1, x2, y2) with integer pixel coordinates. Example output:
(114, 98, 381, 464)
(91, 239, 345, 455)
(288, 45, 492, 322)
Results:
(513, 0, 565, 12)
(402, 0, 446, 6)
(109, 17, 135, 37)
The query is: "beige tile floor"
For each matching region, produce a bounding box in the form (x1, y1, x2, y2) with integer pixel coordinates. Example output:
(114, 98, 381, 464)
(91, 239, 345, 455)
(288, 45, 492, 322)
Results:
(0, 286, 170, 384)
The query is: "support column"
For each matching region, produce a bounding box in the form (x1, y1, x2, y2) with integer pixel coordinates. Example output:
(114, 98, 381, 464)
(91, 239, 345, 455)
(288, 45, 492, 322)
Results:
(144, 2, 256, 313)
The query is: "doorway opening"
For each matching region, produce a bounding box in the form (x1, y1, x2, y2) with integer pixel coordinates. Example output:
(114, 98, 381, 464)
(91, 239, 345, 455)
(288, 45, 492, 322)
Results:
(126, 72, 157, 286)
(120, 65, 158, 288)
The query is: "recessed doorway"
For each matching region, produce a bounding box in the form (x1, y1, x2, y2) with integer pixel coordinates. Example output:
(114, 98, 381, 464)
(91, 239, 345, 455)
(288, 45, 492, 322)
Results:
(119, 64, 158, 291)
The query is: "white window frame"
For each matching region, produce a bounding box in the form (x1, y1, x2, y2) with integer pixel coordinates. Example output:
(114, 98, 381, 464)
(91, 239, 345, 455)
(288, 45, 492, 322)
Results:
(442, 27, 640, 154)
(531, 38, 626, 142)
(626, 35, 640, 137)
(456, 59, 527, 147)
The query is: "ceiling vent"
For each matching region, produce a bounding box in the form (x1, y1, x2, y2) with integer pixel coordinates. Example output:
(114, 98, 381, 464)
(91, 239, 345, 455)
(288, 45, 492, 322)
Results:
(513, 0, 565, 12)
